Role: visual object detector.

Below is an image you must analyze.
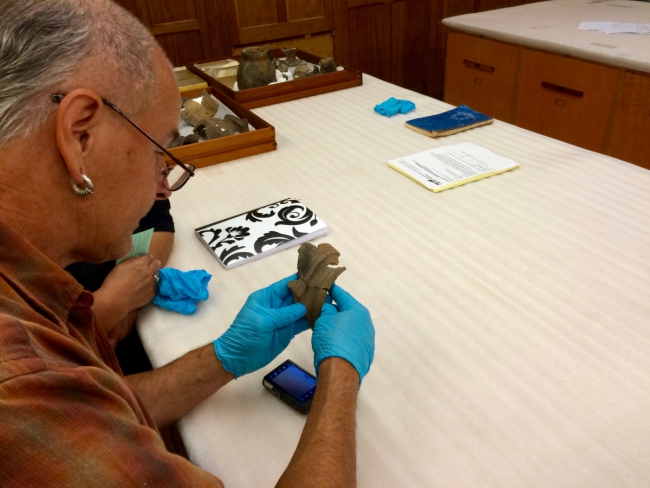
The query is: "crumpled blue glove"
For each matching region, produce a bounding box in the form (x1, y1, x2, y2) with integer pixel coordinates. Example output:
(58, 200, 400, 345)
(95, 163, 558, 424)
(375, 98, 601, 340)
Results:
(213, 274, 308, 378)
(152, 268, 211, 315)
(312, 284, 375, 386)
(374, 97, 416, 117)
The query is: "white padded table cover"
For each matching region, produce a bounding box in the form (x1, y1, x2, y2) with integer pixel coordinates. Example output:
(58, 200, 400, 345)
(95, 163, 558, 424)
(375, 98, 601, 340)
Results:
(443, 0, 650, 74)
(137, 75, 650, 487)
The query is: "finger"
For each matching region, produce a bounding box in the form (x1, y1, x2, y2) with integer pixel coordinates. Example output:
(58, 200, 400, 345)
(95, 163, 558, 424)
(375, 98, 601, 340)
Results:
(268, 302, 306, 329)
(148, 259, 161, 274)
(320, 302, 338, 316)
(329, 284, 360, 311)
(291, 317, 310, 336)
(266, 273, 299, 300)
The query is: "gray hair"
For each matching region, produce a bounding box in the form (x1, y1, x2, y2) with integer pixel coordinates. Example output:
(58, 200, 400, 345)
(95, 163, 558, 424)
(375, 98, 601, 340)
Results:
(0, 0, 159, 146)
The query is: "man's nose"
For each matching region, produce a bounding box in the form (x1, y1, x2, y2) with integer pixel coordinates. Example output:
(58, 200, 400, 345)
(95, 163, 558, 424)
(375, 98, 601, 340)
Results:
(156, 181, 172, 200)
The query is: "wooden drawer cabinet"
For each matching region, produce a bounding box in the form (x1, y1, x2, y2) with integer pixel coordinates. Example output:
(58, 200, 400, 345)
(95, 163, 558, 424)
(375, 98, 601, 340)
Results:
(608, 72, 650, 170)
(443, 31, 650, 167)
(515, 49, 619, 153)
(444, 31, 519, 123)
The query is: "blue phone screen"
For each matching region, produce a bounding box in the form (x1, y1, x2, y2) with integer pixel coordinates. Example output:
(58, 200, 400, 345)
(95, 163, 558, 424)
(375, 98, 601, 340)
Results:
(270, 363, 317, 402)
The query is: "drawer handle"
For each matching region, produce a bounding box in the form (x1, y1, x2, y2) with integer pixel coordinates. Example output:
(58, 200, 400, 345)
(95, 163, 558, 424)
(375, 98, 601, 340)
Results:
(541, 81, 583, 98)
(463, 60, 495, 73)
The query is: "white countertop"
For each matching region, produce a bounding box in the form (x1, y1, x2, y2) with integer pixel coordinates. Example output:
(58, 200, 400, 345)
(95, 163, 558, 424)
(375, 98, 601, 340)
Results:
(137, 74, 650, 487)
(443, 0, 650, 73)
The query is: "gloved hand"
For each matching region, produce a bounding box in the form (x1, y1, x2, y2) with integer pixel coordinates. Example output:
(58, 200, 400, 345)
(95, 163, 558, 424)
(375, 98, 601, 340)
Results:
(312, 284, 375, 386)
(213, 275, 308, 378)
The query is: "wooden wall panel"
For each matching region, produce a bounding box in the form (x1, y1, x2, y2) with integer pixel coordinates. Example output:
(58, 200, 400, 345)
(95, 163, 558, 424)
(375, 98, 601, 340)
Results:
(286, 0, 326, 21)
(114, 0, 139, 17)
(233, 0, 279, 29)
(347, 3, 386, 80)
(474, 0, 509, 12)
(225, 0, 332, 46)
(390, 0, 431, 92)
(156, 31, 208, 67)
(232, 33, 334, 59)
(147, 0, 196, 25)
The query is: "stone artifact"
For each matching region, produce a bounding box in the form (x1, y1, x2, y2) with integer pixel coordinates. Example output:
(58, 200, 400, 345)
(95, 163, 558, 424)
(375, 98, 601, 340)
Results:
(204, 125, 225, 140)
(237, 44, 277, 90)
(319, 57, 337, 74)
(288, 243, 346, 328)
(281, 47, 300, 67)
(292, 61, 311, 80)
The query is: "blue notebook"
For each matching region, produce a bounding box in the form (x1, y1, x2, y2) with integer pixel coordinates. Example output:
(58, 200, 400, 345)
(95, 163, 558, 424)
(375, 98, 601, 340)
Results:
(405, 105, 493, 137)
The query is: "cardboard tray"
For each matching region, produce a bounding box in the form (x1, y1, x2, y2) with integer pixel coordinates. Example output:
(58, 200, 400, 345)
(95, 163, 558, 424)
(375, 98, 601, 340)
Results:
(167, 86, 276, 169)
(188, 50, 363, 109)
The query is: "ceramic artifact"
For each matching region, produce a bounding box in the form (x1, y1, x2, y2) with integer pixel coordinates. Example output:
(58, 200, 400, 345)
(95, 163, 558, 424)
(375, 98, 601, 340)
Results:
(181, 98, 215, 126)
(281, 47, 300, 67)
(182, 134, 200, 145)
(288, 242, 346, 328)
(319, 57, 337, 74)
(223, 114, 249, 133)
(237, 45, 277, 90)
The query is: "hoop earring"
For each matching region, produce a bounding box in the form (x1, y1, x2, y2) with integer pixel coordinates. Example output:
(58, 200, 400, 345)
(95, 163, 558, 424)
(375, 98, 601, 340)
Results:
(70, 174, 94, 197)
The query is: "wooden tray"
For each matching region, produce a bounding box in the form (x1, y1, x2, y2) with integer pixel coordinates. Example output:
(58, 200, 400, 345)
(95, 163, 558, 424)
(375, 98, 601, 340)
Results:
(167, 86, 276, 169)
(188, 50, 363, 109)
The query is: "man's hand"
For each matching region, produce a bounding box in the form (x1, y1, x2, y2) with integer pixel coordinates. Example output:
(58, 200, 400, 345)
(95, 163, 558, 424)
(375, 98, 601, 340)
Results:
(312, 284, 375, 385)
(213, 275, 308, 378)
(92, 254, 160, 340)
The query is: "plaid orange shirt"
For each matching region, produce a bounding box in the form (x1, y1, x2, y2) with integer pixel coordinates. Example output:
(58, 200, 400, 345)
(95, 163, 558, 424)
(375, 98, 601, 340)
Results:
(0, 221, 224, 487)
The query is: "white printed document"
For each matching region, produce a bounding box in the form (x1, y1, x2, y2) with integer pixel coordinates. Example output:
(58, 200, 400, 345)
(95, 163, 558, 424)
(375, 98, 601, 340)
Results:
(578, 22, 650, 35)
(388, 142, 519, 193)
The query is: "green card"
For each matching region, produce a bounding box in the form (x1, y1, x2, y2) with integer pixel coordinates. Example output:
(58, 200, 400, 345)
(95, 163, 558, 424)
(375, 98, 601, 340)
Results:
(116, 228, 154, 264)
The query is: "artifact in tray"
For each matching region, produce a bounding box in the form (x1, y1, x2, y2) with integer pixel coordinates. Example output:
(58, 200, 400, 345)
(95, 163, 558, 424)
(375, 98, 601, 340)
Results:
(289, 242, 346, 328)
(170, 90, 250, 147)
(234, 44, 340, 89)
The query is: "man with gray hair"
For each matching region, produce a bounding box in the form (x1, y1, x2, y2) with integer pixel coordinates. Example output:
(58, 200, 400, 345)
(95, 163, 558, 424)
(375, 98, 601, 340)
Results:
(0, 0, 375, 486)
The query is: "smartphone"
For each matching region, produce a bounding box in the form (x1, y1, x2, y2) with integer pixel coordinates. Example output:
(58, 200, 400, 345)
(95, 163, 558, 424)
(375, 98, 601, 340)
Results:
(263, 359, 317, 414)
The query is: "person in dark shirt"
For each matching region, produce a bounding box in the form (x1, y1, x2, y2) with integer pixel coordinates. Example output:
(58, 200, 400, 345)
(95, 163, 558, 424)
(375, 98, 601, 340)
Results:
(66, 199, 174, 373)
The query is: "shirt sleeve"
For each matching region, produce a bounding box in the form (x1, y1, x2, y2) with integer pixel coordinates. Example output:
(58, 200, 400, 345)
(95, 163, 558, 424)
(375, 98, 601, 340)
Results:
(0, 366, 224, 488)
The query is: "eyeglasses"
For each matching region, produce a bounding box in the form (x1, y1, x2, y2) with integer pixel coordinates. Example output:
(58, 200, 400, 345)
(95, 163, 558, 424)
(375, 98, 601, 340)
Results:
(51, 93, 195, 191)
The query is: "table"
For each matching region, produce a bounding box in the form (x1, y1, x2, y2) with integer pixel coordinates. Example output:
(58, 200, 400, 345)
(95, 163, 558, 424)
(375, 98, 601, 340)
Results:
(442, 0, 650, 167)
(137, 74, 650, 487)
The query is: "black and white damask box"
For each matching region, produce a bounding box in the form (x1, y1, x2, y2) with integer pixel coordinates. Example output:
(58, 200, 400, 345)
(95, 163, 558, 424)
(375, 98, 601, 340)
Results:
(195, 198, 328, 269)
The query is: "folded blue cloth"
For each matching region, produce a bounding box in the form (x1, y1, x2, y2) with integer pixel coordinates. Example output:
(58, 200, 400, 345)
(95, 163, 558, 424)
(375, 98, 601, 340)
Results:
(374, 97, 416, 117)
(153, 268, 212, 315)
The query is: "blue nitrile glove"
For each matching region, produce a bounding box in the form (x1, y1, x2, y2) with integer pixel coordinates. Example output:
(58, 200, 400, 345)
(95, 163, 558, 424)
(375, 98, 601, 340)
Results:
(153, 268, 211, 315)
(312, 284, 375, 386)
(374, 97, 416, 117)
(213, 274, 308, 378)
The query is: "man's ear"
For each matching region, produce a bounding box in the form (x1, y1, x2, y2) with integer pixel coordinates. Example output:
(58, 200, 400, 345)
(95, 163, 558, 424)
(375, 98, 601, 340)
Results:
(54, 89, 105, 186)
